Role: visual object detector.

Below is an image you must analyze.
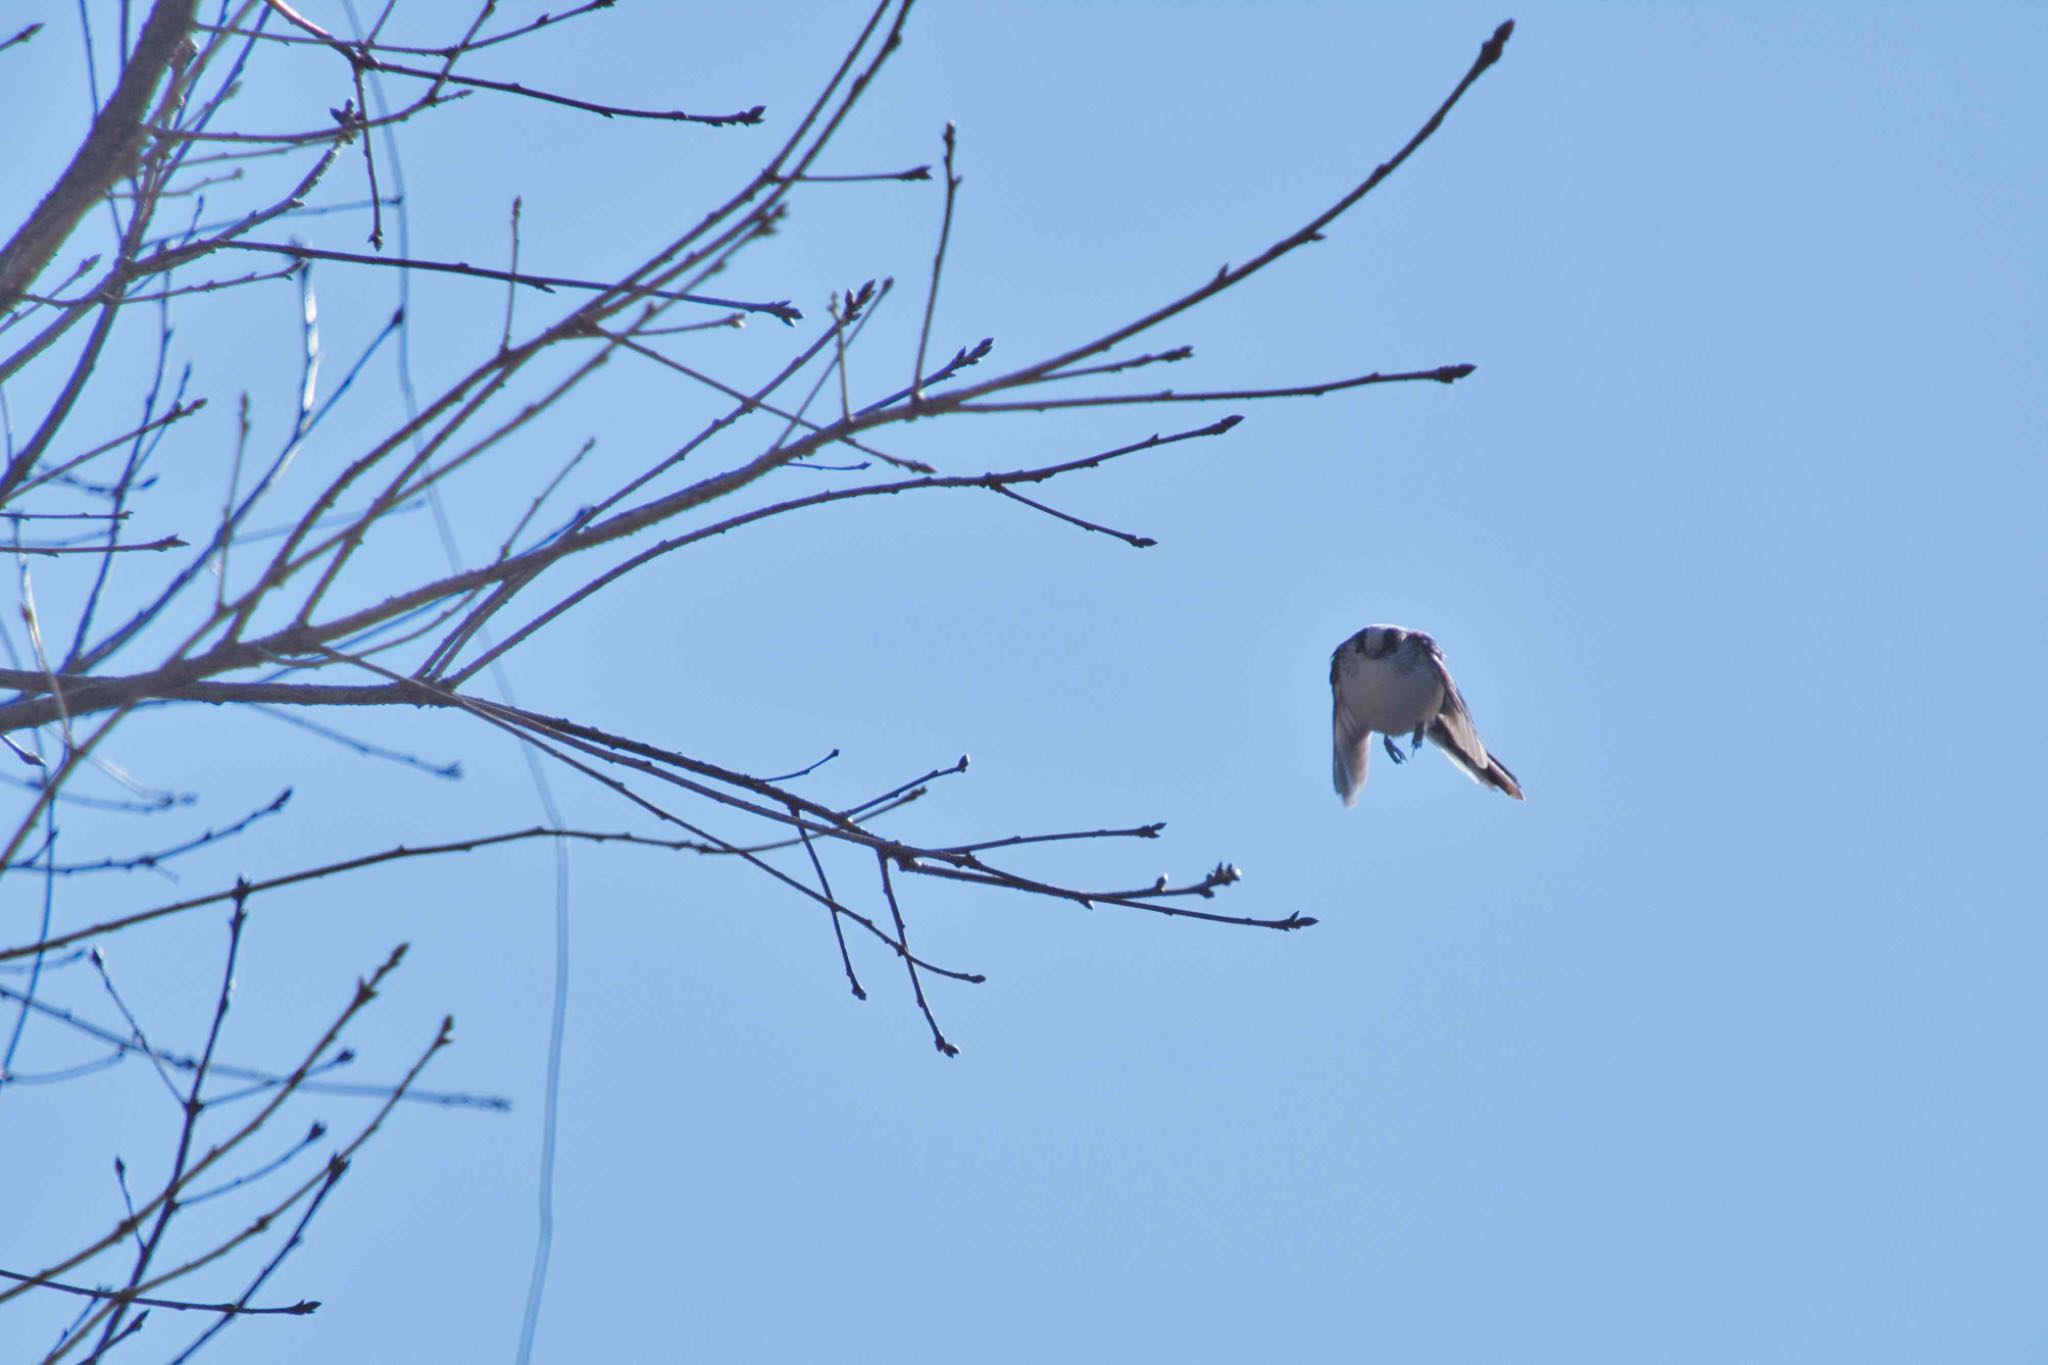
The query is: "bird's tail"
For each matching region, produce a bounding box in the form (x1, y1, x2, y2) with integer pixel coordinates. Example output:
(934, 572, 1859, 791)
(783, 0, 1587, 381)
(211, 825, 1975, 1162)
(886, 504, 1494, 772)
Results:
(1425, 717, 1524, 801)
(1477, 754, 1524, 801)
(1333, 743, 1366, 807)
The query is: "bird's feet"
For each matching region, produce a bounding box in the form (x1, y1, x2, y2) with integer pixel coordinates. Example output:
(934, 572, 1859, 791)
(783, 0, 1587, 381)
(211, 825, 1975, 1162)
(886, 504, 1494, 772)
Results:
(1382, 734, 1408, 765)
(1410, 726, 1426, 758)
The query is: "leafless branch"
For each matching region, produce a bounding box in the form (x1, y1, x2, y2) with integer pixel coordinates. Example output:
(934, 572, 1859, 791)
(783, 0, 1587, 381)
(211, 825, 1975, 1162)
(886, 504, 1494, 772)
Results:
(213, 239, 802, 321)
(0, 1267, 315, 1317)
(0, 5, 1512, 1350)
(911, 122, 959, 404)
(0, 22, 44, 55)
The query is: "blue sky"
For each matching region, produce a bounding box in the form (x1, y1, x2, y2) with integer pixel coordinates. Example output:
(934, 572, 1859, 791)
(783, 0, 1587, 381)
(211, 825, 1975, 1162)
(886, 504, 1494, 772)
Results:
(2, 3, 2044, 1361)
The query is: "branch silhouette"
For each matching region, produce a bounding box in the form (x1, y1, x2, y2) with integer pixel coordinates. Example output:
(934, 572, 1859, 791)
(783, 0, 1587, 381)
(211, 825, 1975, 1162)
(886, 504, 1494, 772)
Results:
(0, 2, 1510, 1357)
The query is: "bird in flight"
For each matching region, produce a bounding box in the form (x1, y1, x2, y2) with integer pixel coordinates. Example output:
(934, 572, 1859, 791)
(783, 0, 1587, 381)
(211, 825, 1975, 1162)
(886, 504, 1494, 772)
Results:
(1330, 624, 1522, 805)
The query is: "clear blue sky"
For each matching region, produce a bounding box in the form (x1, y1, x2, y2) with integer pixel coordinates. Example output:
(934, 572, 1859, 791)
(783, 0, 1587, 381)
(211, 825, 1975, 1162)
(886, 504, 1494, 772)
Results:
(3, 3, 2044, 1361)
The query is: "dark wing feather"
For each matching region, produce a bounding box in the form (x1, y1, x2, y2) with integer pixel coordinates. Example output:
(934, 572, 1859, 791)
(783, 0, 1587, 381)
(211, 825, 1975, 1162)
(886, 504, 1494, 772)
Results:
(1424, 648, 1524, 800)
(1332, 676, 1373, 807)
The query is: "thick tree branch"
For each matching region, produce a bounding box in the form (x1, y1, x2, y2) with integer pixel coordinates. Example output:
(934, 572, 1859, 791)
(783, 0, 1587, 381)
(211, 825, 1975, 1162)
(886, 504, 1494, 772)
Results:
(0, 0, 198, 314)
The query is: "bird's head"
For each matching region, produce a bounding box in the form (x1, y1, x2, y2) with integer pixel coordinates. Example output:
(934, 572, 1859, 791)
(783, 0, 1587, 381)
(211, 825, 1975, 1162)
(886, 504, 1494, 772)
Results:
(1358, 624, 1406, 657)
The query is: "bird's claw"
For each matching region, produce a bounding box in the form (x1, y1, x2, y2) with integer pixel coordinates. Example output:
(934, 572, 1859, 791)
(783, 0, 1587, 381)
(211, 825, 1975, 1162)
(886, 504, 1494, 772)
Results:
(1411, 727, 1426, 758)
(1382, 735, 1408, 765)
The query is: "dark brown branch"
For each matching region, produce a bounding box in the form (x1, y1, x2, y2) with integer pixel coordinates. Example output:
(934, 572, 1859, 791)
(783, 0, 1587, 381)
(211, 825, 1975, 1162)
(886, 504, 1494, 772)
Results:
(0, 253, 99, 338)
(911, 861, 1312, 931)
(0, 943, 412, 1313)
(0, 977, 504, 1109)
(574, 266, 859, 516)
(991, 485, 1155, 548)
(0, 146, 333, 407)
(353, 58, 765, 127)
(12, 397, 206, 496)
(0, 0, 198, 313)
(597, 318, 932, 472)
(878, 853, 956, 1056)
(108, 143, 342, 292)
(57, 1004, 450, 1347)
(845, 754, 971, 818)
(925, 20, 1514, 407)
(418, 691, 988, 986)
(220, 4, 901, 635)
(40, 265, 298, 306)
(784, 165, 930, 183)
(441, 415, 1240, 686)
(953, 364, 1476, 412)
(938, 823, 1165, 854)
(403, 684, 1267, 976)
(347, 78, 383, 249)
(112, 166, 246, 200)
(794, 811, 866, 1000)
(203, 1, 618, 59)
(149, 88, 469, 145)
(211, 239, 800, 320)
(0, 1266, 315, 1316)
(6, 789, 291, 874)
(243, 1, 760, 124)
(10, 534, 187, 556)
(0, 828, 736, 963)
(634, 313, 746, 336)
(91, 892, 251, 1351)
(856, 335, 993, 415)
(911, 122, 959, 403)
(1042, 346, 1195, 383)
(0, 5, 1497, 1125)
(0, 184, 171, 503)
(180, 1118, 325, 1204)
(168, 1157, 344, 1360)
(88, 951, 188, 1103)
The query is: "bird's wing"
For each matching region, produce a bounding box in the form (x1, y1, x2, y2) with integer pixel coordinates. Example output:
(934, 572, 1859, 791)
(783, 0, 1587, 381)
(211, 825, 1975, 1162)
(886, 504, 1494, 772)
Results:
(1425, 649, 1524, 800)
(1332, 683, 1373, 807)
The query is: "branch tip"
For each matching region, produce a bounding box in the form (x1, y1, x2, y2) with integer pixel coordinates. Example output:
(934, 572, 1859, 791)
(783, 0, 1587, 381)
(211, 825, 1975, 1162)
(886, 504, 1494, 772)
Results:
(1483, 19, 1516, 67)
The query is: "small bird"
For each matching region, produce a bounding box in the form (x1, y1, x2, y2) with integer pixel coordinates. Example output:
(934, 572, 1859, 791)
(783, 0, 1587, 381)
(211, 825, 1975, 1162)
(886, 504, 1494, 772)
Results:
(1330, 624, 1523, 805)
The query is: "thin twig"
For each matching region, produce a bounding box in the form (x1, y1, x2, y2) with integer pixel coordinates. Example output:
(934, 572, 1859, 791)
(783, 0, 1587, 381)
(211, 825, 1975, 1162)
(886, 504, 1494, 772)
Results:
(7, 790, 292, 875)
(0, 828, 724, 962)
(213, 239, 801, 320)
(794, 809, 865, 1000)
(910, 122, 958, 404)
(952, 364, 1476, 412)
(0, 23, 43, 55)
(784, 165, 930, 184)
(11, 534, 187, 555)
(878, 853, 955, 1056)
(990, 484, 1155, 548)
(0, 1266, 315, 1316)
(202, 0, 614, 59)
(0, 943, 414, 1310)
(91, 891, 254, 1351)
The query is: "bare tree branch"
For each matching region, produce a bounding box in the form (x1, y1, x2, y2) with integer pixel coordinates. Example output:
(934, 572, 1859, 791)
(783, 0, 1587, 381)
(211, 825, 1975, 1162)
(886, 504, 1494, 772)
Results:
(0, 5, 1511, 1349)
(0, 0, 198, 315)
